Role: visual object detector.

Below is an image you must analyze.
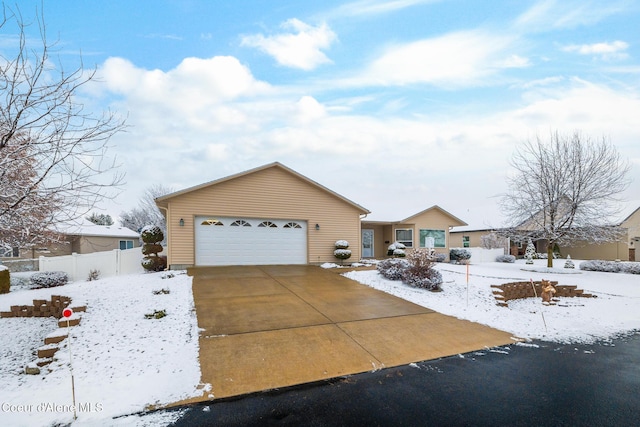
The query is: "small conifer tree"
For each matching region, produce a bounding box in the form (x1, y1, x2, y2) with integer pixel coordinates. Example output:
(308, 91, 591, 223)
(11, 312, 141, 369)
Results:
(525, 238, 536, 264)
(141, 225, 166, 271)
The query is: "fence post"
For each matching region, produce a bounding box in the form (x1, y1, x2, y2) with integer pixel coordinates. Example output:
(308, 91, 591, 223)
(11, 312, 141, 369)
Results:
(72, 253, 79, 282)
(115, 249, 121, 276)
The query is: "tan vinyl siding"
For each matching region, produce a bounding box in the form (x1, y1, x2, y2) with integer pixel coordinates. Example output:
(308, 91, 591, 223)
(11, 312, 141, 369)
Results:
(559, 239, 629, 261)
(165, 166, 363, 266)
(73, 236, 140, 254)
(401, 209, 459, 258)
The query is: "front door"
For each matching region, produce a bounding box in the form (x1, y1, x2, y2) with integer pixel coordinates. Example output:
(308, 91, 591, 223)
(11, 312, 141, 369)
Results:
(362, 229, 374, 258)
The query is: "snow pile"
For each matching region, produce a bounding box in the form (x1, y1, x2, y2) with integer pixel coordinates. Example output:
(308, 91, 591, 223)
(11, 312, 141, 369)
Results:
(343, 259, 640, 344)
(0, 271, 202, 426)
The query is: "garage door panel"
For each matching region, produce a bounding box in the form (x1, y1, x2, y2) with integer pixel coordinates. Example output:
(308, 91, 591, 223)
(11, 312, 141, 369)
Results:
(195, 217, 307, 266)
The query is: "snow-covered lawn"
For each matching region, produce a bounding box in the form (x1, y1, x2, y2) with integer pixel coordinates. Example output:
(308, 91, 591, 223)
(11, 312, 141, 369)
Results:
(343, 259, 640, 344)
(1, 259, 638, 425)
(0, 271, 202, 427)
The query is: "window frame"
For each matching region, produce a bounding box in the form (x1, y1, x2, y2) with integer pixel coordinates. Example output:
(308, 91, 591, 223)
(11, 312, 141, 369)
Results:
(119, 240, 134, 250)
(419, 229, 446, 248)
(395, 228, 414, 248)
(462, 235, 470, 248)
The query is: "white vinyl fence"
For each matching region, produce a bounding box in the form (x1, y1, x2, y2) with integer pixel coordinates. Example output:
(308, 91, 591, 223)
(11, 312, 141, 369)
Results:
(451, 247, 505, 263)
(39, 249, 145, 281)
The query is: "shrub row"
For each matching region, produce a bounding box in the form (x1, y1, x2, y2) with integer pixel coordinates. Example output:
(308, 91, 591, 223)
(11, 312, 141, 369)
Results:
(579, 260, 640, 275)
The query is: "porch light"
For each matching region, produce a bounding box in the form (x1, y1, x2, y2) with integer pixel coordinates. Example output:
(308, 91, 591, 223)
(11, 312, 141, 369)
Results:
(315, 223, 320, 230)
(179, 218, 185, 227)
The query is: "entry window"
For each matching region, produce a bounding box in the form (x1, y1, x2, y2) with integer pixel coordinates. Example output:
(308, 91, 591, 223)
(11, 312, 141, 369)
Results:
(284, 222, 302, 229)
(419, 229, 446, 248)
(395, 229, 413, 248)
(258, 221, 277, 228)
(119, 240, 134, 250)
(230, 220, 251, 227)
(462, 236, 470, 248)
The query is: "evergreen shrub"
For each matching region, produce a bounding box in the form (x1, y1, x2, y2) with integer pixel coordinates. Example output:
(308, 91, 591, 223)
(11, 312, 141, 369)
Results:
(30, 271, 68, 288)
(0, 267, 9, 294)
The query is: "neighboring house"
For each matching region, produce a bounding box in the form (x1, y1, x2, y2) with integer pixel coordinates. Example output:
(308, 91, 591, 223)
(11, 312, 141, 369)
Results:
(553, 205, 640, 261)
(0, 220, 140, 262)
(449, 228, 509, 253)
(361, 206, 467, 260)
(155, 162, 370, 269)
(61, 220, 141, 254)
(451, 205, 640, 262)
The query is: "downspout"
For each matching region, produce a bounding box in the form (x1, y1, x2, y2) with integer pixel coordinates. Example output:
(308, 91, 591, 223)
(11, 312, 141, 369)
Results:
(157, 205, 169, 269)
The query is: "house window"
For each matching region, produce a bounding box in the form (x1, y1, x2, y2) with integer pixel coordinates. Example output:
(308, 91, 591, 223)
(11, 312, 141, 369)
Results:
(119, 240, 134, 250)
(284, 222, 302, 229)
(419, 229, 446, 248)
(258, 221, 277, 228)
(1, 246, 19, 258)
(462, 236, 470, 248)
(395, 229, 413, 248)
(230, 220, 251, 227)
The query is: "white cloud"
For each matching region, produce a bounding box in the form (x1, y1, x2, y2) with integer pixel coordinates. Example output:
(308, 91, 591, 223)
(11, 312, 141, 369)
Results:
(352, 30, 519, 87)
(295, 96, 327, 124)
(514, 0, 627, 31)
(240, 19, 336, 71)
(562, 41, 629, 60)
(93, 54, 640, 225)
(326, 0, 441, 18)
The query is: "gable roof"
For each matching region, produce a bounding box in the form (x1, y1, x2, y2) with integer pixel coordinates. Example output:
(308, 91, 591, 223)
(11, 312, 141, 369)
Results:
(58, 219, 140, 238)
(400, 205, 467, 226)
(362, 205, 467, 227)
(155, 162, 370, 214)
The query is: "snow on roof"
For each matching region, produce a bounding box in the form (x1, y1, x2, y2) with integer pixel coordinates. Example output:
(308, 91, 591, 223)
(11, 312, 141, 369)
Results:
(57, 218, 140, 238)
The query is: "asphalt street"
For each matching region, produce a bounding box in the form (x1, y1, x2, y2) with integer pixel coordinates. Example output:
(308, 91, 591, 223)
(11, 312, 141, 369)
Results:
(163, 332, 640, 427)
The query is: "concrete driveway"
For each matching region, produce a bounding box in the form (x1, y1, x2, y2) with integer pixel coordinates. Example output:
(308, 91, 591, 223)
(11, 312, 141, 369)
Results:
(188, 265, 514, 399)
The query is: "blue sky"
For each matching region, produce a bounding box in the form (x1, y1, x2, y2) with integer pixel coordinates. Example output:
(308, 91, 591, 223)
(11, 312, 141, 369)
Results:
(6, 0, 640, 226)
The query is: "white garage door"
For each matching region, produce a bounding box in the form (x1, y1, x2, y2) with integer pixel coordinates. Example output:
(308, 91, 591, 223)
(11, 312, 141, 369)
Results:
(195, 216, 307, 266)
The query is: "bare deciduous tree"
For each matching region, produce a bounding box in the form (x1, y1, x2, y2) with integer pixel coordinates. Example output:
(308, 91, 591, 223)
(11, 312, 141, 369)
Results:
(500, 131, 630, 267)
(0, 6, 126, 250)
(120, 184, 173, 237)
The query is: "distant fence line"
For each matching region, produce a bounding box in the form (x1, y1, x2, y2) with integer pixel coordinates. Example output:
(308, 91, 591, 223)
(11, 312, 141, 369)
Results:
(39, 249, 145, 281)
(451, 247, 505, 263)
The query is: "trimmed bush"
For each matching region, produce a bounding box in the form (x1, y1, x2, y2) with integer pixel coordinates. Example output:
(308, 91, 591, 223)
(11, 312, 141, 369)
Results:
(622, 263, 640, 275)
(142, 256, 167, 272)
(141, 225, 164, 243)
(142, 244, 164, 256)
(431, 252, 447, 263)
(387, 242, 406, 257)
(0, 267, 9, 294)
(30, 271, 68, 288)
(377, 258, 410, 280)
(333, 240, 352, 261)
(580, 260, 640, 274)
(402, 249, 443, 291)
(496, 254, 516, 263)
(141, 224, 165, 271)
(335, 240, 350, 249)
(450, 248, 471, 263)
(334, 249, 352, 260)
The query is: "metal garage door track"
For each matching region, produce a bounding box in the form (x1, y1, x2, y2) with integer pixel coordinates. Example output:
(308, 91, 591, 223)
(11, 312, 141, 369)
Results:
(188, 265, 514, 400)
